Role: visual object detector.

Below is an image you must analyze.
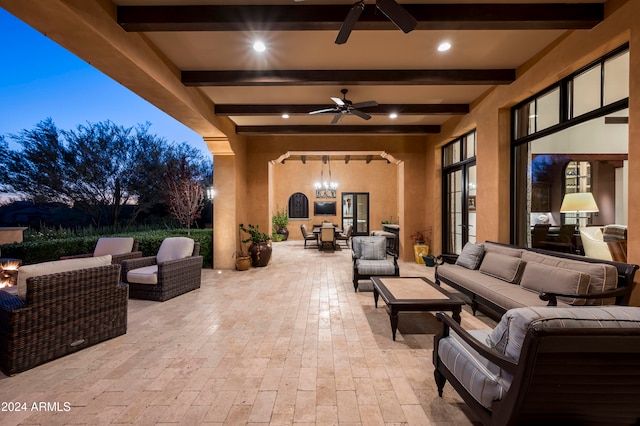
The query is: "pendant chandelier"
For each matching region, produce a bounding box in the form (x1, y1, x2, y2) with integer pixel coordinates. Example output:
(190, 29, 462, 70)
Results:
(314, 156, 338, 198)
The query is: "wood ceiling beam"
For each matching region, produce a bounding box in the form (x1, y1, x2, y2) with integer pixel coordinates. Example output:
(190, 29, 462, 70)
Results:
(236, 125, 440, 135)
(215, 104, 469, 116)
(184, 70, 514, 86)
(117, 4, 603, 32)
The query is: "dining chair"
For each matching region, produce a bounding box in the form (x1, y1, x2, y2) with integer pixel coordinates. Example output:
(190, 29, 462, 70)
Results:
(300, 224, 319, 249)
(336, 224, 353, 248)
(320, 222, 336, 250)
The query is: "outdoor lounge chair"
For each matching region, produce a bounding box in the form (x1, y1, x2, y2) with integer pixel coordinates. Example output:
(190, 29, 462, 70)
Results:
(351, 236, 399, 291)
(121, 237, 202, 301)
(433, 306, 640, 425)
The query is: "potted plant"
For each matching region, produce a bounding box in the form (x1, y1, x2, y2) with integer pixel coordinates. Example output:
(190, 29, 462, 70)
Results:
(410, 227, 433, 264)
(272, 206, 289, 241)
(239, 223, 272, 267)
(234, 234, 252, 271)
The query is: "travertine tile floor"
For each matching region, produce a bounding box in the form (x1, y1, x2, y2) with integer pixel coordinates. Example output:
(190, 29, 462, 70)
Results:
(0, 240, 495, 425)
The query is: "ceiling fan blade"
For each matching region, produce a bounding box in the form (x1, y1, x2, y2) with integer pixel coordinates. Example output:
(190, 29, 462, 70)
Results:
(335, 1, 365, 45)
(376, 0, 417, 34)
(331, 97, 345, 106)
(351, 109, 372, 120)
(351, 100, 378, 109)
(330, 114, 342, 124)
(309, 108, 338, 115)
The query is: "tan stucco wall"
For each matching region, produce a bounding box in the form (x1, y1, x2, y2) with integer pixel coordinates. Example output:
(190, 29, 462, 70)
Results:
(426, 0, 640, 304)
(239, 134, 427, 261)
(272, 160, 398, 239)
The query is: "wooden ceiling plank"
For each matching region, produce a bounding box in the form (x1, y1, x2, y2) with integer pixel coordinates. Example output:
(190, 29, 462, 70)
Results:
(184, 70, 514, 86)
(236, 125, 440, 134)
(117, 4, 603, 32)
(215, 104, 469, 115)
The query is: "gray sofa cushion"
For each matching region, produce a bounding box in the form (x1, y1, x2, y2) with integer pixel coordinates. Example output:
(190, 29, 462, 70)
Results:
(437, 264, 570, 311)
(438, 329, 508, 409)
(484, 242, 523, 258)
(519, 262, 590, 305)
(479, 252, 524, 284)
(487, 306, 640, 361)
(521, 251, 618, 305)
(455, 242, 485, 269)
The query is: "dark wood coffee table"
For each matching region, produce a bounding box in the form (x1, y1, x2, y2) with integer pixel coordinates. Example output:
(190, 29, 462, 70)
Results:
(371, 276, 464, 341)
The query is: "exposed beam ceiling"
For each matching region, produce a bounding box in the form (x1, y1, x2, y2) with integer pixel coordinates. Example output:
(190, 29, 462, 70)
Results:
(182, 69, 515, 87)
(215, 104, 469, 116)
(117, 4, 604, 32)
(236, 125, 440, 135)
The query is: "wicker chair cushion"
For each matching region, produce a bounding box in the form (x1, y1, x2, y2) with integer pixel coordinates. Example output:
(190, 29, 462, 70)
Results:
(156, 237, 195, 264)
(16, 255, 112, 300)
(93, 237, 135, 257)
(127, 265, 159, 285)
(438, 329, 506, 409)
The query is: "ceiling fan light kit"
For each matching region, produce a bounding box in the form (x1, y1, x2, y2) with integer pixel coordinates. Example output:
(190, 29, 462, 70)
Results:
(335, 0, 417, 45)
(309, 89, 378, 124)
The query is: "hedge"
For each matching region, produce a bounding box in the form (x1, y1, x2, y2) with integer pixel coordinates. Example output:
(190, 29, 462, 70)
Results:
(0, 229, 213, 268)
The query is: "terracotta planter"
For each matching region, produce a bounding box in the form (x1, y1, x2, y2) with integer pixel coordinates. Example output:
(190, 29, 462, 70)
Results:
(249, 242, 272, 267)
(235, 256, 251, 271)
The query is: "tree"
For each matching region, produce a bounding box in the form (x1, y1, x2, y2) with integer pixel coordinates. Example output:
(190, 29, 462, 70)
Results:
(1, 118, 212, 228)
(163, 156, 205, 234)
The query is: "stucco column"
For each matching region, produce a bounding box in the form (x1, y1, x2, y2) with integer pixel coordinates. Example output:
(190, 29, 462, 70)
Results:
(627, 23, 640, 305)
(207, 137, 238, 270)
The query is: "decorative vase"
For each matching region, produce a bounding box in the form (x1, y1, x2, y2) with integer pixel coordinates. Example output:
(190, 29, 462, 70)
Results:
(235, 256, 251, 271)
(249, 242, 272, 267)
(277, 227, 289, 241)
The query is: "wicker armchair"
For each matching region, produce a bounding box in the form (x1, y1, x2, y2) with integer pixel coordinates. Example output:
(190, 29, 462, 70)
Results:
(0, 264, 127, 376)
(61, 237, 143, 264)
(121, 237, 202, 301)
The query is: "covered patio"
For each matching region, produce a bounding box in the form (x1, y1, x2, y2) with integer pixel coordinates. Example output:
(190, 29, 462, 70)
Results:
(0, 242, 494, 424)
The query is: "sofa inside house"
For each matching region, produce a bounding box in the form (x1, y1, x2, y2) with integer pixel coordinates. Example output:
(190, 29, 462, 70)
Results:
(433, 306, 640, 425)
(0, 255, 128, 375)
(435, 241, 638, 320)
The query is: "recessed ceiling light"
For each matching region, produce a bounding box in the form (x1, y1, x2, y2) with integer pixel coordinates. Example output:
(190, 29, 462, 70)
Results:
(389, 113, 398, 119)
(282, 113, 290, 119)
(253, 40, 266, 52)
(437, 42, 451, 52)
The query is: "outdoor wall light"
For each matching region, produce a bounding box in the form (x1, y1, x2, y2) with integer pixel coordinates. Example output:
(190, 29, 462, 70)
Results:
(205, 186, 216, 200)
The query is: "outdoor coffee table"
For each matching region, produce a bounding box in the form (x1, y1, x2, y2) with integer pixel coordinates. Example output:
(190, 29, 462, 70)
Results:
(370, 276, 464, 341)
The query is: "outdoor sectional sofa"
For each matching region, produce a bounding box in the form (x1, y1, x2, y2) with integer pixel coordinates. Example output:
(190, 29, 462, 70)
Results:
(435, 241, 638, 320)
(0, 255, 128, 375)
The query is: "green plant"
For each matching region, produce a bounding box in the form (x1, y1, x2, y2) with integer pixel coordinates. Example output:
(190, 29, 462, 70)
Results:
(272, 206, 289, 230)
(239, 223, 271, 244)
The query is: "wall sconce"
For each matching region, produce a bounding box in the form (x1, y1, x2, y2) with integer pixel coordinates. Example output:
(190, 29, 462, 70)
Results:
(205, 186, 216, 200)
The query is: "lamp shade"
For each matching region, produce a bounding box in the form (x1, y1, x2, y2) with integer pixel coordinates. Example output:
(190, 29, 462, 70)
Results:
(560, 192, 599, 213)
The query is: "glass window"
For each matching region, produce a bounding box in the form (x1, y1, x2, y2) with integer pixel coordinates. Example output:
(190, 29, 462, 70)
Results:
(513, 109, 628, 258)
(604, 50, 629, 105)
(536, 87, 560, 131)
(464, 131, 476, 160)
(572, 65, 602, 117)
(443, 141, 460, 167)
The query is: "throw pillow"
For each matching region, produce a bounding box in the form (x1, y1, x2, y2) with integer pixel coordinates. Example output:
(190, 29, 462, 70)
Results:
(519, 262, 591, 305)
(479, 252, 524, 284)
(0, 290, 26, 312)
(361, 237, 387, 260)
(455, 242, 485, 269)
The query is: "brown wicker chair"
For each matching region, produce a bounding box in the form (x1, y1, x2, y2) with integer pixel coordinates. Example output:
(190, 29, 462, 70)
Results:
(121, 237, 202, 301)
(0, 264, 127, 376)
(61, 237, 143, 264)
(433, 306, 640, 425)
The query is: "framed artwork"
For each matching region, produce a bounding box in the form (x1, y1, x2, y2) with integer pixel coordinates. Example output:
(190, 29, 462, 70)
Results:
(468, 195, 476, 211)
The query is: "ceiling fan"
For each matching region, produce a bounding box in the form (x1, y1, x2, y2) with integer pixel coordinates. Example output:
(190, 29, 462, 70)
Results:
(309, 89, 378, 124)
(335, 0, 417, 45)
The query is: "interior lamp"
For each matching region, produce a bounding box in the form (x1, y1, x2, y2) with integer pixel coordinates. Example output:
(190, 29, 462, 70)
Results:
(314, 158, 338, 198)
(560, 192, 599, 227)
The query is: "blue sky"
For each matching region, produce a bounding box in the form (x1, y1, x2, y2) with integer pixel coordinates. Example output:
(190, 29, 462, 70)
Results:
(0, 9, 209, 154)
